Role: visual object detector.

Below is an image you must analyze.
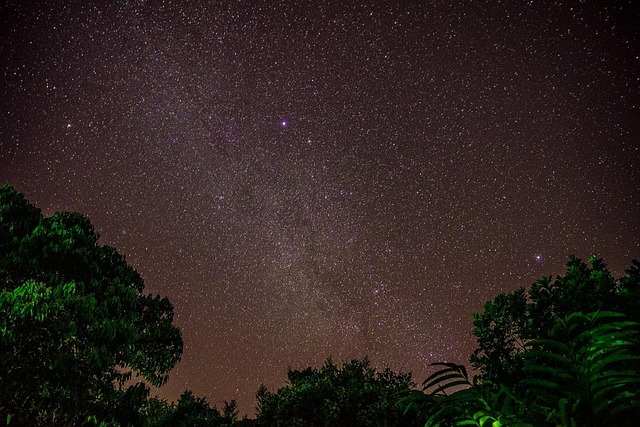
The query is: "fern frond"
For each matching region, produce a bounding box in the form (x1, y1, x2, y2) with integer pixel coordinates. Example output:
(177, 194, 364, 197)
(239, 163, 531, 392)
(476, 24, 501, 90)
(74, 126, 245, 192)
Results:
(519, 311, 640, 425)
(521, 350, 571, 367)
(423, 362, 472, 394)
(524, 338, 571, 354)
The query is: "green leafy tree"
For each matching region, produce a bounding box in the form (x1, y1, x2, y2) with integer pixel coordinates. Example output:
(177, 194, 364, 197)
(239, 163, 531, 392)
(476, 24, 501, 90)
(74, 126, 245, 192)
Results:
(165, 390, 222, 427)
(409, 362, 532, 427)
(142, 397, 173, 427)
(0, 184, 183, 425)
(471, 255, 640, 386)
(470, 289, 530, 388)
(255, 384, 276, 426)
(255, 357, 419, 427)
(617, 259, 640, 324)
(410, 256, 640, 427)
(221, 399, 239, 425)
(143, 391, 250, 427)
(520, 311, 640, 426)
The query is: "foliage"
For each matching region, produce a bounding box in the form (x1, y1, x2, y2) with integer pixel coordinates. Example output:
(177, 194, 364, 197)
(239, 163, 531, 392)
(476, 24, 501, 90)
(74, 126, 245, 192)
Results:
(414, 256, 640, 427)
(617, 259, 640, 324)
(471, 255, 640, 386)
(520, 311, 640, 426)
(0, 184, 183, 425)
(5, 183, 639, 427)
(145, 390, 222, 427)
(470, 289, 529, 388)
(142, 397, 174, 427)
(398, 389, 436, 425)
(143, 391, 248, 427)
(221, 399, 239, 425)
(255, 357, 419, 427)
(413, 363, 532, 427)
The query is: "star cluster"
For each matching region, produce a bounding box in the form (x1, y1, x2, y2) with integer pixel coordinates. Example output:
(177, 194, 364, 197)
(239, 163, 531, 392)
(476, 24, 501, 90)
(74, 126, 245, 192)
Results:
(1, 0, 639, 415)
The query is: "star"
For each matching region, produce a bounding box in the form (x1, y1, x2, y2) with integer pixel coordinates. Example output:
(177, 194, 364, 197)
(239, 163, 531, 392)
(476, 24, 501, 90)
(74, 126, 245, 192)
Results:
(1, 1, 637, 417)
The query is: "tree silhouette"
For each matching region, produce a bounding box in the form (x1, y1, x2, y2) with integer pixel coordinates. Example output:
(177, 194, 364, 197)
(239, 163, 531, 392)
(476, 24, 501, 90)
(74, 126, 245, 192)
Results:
(407, 256, 640, 427)
(0, 184, 183, 425)
(471, 255, 640, 386)
(256, 357, 419, 427)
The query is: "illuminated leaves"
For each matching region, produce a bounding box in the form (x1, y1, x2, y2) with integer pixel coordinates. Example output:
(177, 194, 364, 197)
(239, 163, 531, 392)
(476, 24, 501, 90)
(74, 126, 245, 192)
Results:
(416, 363, 532, 427)
(521, 311, 640, 425)
(0, 184, 183, 425)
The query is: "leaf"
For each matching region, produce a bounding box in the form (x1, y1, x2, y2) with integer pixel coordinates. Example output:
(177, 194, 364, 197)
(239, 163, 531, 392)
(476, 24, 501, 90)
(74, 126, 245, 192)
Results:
(524, 381, 572, 400)
(423, 363, 470, 389)
(455, 419, 482, 426)
(425, 377, 471, 395)
(591, 353, 640, 374)
(525, 338, 571, 355)
(521, 350, 571, 367)
(520, 311, 640, 424)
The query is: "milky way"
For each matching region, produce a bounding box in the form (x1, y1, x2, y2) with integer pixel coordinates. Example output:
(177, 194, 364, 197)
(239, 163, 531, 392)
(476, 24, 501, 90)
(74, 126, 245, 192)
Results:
(1, 1, 639, 415)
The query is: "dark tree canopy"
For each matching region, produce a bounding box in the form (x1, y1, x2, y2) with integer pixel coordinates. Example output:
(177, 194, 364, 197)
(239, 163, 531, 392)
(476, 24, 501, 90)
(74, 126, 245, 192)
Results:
(0, 184, 183, 426)
(403, 256, 640, 427)
(143, 392, 245, 427)
(255, 357, 419, 427)
(4, 181, 637, 426)
(471, 254, 640, 386)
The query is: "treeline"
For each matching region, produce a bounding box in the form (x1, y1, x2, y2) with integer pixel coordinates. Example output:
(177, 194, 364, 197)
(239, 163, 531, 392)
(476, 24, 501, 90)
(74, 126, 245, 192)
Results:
(1, 184, 639, 426)
(255, 357, 419, 426)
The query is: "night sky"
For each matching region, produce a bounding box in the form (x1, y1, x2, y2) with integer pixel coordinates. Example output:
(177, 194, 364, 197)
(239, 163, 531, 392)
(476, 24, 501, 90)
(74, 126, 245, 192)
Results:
(1, 0, 639, 416)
